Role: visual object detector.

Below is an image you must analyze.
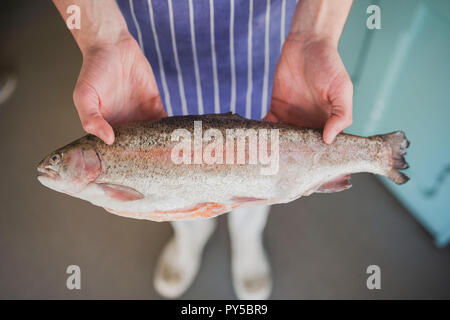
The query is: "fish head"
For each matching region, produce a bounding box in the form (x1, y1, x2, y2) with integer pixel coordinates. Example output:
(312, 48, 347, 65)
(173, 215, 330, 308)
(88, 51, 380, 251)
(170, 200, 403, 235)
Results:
(37, 141, 101, 195)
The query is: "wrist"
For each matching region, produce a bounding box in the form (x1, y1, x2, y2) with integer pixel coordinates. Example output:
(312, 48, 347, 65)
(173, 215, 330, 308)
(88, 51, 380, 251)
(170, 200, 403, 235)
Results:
(289, 0, 353, 48)
(52, 0, 131, 55)
(286, 31, 338, 50)
(77, 28, 133, 56)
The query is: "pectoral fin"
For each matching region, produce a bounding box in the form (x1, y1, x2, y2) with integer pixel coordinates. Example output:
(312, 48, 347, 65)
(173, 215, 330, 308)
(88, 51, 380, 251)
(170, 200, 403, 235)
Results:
(97, 183, 144, 201)
(316, 174, 352, 193)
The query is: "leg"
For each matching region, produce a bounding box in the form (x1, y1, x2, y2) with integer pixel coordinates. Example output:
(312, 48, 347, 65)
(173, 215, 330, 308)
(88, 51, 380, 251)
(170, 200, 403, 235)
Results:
(153, 218, 217, 298)
(228, 205, 272, 300)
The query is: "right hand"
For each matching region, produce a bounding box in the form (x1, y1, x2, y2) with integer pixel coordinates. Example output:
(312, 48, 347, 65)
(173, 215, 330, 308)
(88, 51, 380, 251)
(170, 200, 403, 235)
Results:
(73, 34, 166, 145)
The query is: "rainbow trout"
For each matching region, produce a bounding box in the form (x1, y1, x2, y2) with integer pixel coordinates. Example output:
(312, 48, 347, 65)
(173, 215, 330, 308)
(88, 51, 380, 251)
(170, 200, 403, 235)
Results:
(37, 113, 409, 221)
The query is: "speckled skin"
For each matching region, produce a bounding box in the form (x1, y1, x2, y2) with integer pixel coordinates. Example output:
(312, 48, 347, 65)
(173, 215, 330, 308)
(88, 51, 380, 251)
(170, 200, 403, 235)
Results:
(38, 113, 409, 221)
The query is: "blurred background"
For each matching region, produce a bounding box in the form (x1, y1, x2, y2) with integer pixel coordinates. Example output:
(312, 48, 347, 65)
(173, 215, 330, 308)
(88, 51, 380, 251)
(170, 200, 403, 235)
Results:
(0, 0, 449, 299)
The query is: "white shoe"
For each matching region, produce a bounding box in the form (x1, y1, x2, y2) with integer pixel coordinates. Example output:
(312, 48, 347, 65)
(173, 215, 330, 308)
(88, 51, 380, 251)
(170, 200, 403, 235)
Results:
(228, 205, 272, 300)
(231, 239, 272, 300)
(153, 219, 216, 298)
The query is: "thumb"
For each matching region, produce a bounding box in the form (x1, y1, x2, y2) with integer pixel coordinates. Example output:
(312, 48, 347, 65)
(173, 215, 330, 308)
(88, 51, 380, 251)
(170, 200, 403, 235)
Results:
(323, 75, 353, 144)
(73, 83, 115, 145)
(323, 109, 351, 144)
(81, 113, 115, 145)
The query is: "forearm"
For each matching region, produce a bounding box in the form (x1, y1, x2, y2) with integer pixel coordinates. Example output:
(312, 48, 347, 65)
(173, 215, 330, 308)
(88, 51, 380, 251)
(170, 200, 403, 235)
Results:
(289, 0, 353, 47)
(52, 0, 131, 54)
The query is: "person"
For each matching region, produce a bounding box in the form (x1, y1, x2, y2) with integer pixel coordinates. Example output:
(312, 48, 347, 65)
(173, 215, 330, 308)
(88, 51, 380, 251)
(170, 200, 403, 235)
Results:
(53, 0, 354, 299)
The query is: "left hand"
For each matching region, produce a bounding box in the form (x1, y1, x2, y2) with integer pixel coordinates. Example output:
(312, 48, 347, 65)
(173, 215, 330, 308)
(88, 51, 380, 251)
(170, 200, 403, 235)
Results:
(265, 35, 353, 144)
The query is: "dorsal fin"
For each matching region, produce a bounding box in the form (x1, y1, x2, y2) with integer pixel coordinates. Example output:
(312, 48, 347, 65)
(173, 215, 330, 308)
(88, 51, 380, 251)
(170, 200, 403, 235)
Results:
(203, 112, 245, 120)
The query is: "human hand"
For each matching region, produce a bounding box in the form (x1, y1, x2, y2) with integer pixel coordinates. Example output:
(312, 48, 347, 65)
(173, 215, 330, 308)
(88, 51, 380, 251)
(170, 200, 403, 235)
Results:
(73, 34, 166, 145)
(265, 35, 353, 144)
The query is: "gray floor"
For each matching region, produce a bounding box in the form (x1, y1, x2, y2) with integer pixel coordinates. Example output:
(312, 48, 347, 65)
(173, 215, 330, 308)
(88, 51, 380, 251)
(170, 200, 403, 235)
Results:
(0, 1, 449, 300)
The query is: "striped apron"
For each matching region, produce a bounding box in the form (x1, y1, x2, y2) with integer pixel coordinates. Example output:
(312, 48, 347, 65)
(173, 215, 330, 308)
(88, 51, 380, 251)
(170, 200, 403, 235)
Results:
(116, 0, 297, 120)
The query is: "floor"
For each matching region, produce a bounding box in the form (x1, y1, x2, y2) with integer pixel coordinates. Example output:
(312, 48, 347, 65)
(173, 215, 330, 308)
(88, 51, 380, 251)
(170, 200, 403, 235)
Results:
(0, 1, 449, 299)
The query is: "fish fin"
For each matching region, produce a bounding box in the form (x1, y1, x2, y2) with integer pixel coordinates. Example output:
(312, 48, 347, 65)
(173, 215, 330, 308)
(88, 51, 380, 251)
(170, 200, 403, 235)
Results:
(96, 183, 144, 201)
(316, 174, 352, 193)
(231, 197, 267, 204)
(103, 202, 228, 222)
(184, 203, 229, 220)
(378, 131, 410, 184)
(204, 112, 245, 120)
(103, 207, 115, 214)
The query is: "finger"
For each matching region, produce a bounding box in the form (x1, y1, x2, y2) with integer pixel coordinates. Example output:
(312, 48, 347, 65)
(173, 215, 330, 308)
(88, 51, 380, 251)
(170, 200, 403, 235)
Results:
(324, 76, 353, 144)
(140, 95, 168, 121)
(262, 109, 279, 123)
(73, 82, 115, 145)
(323, 109, 351, 144)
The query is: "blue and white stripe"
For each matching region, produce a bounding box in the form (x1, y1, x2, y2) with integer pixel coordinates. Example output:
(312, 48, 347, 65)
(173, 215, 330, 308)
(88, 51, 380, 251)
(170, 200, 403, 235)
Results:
(117, 0, 297, 120)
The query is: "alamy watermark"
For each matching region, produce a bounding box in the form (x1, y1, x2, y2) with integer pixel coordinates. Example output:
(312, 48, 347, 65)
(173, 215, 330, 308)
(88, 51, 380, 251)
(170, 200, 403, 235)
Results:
(366, 5, 381, 30)
(66, 5, 81, 30)
(170, 121, 280, 175)
(366, 265, 381, 290)
(66, 265, 81, 290)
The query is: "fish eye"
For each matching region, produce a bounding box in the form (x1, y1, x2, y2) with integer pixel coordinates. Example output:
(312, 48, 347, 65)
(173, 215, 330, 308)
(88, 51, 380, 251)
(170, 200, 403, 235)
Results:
(50, 153, 61, 165)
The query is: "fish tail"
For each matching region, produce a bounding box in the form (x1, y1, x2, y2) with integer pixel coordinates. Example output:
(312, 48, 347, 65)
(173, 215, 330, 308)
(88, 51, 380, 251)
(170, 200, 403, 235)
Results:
(378, 131, 410, 184)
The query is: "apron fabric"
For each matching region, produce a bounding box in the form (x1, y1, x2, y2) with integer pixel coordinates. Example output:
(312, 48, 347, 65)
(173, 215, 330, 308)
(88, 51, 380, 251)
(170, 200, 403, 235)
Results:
(117, 0, 297, 120)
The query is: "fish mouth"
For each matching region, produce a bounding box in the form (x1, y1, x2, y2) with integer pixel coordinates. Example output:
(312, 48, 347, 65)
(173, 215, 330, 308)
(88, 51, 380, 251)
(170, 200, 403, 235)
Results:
(37, 167, 59, 179)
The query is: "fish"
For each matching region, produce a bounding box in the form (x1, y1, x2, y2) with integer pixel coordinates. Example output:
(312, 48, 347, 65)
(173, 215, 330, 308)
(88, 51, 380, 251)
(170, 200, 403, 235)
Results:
(37, 113, 410, 222)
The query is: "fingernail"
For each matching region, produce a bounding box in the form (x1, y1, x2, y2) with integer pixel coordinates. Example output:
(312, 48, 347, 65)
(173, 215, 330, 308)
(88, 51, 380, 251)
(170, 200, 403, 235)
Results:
(99, 130, 110, 145)
(325, 132, 335, 144)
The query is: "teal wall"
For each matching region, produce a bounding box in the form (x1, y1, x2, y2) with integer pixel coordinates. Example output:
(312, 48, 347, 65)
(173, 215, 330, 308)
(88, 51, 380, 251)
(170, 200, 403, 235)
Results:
(339, 0, 450, 246)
